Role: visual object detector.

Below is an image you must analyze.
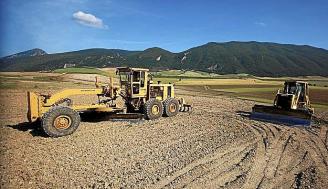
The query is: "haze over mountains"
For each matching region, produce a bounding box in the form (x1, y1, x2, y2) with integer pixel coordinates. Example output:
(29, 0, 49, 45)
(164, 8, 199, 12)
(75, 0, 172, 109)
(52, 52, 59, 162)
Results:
(1, 41, 328, 77)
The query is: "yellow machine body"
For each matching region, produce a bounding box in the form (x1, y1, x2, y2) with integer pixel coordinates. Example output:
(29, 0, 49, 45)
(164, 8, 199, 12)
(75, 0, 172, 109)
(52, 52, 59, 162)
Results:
(252, 81, 314, 126)
(116, 67, 187, 112)
(27, 88, 123, 122)
(27, 67, 192, 129)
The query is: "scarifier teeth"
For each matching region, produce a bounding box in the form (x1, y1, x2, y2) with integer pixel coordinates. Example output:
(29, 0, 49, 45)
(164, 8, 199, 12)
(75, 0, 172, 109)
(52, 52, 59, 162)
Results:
(179, 106, 192, 112)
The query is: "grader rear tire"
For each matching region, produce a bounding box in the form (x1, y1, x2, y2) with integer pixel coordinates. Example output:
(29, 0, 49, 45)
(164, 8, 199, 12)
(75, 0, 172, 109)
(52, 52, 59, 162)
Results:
(163, 98, 179, 117)
(143, 99, 163, 120)
(41, 106, 80, 137)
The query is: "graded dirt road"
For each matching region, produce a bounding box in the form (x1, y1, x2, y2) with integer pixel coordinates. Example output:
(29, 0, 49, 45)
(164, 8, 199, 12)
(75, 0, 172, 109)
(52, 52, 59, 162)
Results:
(0, 88, 328, 188)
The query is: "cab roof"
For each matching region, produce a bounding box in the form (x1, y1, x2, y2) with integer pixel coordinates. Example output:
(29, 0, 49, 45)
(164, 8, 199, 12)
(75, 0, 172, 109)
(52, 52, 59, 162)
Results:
(284, 80, 308, 84)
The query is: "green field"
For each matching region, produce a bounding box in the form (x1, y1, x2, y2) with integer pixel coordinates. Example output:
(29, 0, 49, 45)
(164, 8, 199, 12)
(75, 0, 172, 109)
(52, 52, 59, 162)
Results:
(54, 67, 111, 76)
(151, 70, 328, 109)
(1, 69, 327, 109)
(0, 72, 91, 90)
(151, 70, 253, 79)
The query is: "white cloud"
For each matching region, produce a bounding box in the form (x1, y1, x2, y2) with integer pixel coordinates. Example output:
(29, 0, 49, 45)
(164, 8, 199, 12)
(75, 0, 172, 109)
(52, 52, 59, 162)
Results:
(255, 22, 267, 27)
(73, 11, 107, 29)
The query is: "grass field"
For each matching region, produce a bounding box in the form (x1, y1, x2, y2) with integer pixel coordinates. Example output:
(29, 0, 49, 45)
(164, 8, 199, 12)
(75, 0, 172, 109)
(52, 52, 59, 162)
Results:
(152, 70, 252, 79)
(1, 69, 327, 109)
(54, 67, 112, 76)
(151, 70, 328, 109)
(171, 78, 328, 109)
(0, 72, 91, 90)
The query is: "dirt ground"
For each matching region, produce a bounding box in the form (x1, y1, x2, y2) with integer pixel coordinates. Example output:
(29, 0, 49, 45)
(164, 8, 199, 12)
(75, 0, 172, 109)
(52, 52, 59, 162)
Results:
(0, 87, 328, 189)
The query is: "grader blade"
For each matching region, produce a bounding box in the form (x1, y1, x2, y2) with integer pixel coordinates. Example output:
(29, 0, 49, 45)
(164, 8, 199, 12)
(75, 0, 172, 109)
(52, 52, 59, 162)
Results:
(80, 112, 144, 122)
(251, 105, 312, 126)
(107, 113, 144, 120)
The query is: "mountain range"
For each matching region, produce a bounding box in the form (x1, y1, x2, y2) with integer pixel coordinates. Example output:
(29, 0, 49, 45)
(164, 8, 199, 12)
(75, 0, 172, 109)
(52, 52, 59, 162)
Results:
(1, 41, 328, 77)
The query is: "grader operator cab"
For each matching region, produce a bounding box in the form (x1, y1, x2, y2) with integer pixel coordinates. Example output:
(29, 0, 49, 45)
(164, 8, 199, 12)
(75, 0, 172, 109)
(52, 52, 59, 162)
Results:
(116, 67, 191, 119)
(252, 81, 314, 126)
(27, 67, 192, 137)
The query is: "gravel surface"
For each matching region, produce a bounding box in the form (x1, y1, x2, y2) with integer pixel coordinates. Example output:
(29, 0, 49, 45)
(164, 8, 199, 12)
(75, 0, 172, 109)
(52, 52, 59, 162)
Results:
(0, 88, 328, 189)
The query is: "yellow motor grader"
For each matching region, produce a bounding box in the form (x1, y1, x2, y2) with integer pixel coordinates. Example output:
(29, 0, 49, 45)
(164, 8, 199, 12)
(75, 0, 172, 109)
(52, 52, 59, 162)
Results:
(252, 80, 314, 126)
(27, 67, 192, 137)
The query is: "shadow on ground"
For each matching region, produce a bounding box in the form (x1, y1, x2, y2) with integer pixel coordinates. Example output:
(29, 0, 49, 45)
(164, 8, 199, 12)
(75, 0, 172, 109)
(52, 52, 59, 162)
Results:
(80, 112, 144, 123)
(6, 121, 48, 137)
(6, 113, 144, 137)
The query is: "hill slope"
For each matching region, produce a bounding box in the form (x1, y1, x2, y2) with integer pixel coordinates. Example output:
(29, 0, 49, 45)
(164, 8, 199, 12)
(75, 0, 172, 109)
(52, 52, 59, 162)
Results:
(2, 48, 47, 60)
(1, 42, 328, 76)
(178, 42, 328, 76)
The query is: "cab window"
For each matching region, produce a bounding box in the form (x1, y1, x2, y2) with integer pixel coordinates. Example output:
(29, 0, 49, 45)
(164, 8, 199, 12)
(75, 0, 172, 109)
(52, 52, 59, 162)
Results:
(133, 71, 140, 82)
(140, 71, 145, 87)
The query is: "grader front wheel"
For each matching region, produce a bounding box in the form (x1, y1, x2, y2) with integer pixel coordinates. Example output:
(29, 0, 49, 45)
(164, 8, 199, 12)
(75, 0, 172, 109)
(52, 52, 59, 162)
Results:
(143, 99, 163, 120)
(41, 106, 80, 137)
(163, 98, 179, 117)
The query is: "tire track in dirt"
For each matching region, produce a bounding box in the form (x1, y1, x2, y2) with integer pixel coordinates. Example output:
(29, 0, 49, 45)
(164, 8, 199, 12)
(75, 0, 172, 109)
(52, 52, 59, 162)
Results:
(257, 128, 303, 188)
(241, 120, 317, 189)
(181, 145, 255, 188)
(273, 134, 293, 176)
(259, 124, 328, 188)
(242, 122, 277, 189)
(177, 146, 254, 188)
(298, 129, 328, 170)
(151, 137, 257, 189)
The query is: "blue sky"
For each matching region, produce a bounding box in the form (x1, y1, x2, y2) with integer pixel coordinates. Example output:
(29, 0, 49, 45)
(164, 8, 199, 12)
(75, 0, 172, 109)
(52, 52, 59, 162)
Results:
(0, 0, 327, 56)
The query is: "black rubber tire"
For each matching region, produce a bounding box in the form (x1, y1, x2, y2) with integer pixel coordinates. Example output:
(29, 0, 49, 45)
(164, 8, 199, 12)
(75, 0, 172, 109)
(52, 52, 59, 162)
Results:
(143, 99, 163, 120)
(41, 106, 80, 137)
(163, 98, 179, 117)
